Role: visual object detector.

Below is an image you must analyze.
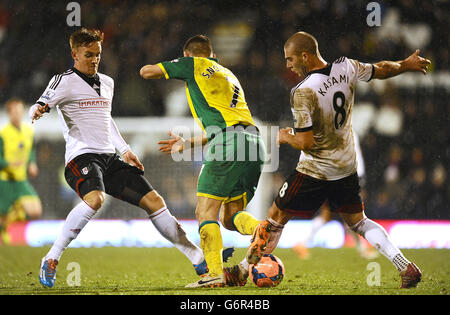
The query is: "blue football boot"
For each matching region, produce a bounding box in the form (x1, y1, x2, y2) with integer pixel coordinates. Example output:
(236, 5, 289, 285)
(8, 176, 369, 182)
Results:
(39, 257, 58, 288)
(194, 247, 235, 276)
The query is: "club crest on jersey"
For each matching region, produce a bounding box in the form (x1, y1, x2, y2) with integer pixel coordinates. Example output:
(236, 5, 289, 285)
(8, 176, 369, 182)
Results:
(41, 90, 55, 101)
(78, 98, 110, 109)
(81, 167, 89, 175)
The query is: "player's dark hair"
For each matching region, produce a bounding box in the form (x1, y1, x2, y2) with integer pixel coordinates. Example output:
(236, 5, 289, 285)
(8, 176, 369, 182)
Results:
(183, 35, 213, 57)
(70, 28, 104, 49)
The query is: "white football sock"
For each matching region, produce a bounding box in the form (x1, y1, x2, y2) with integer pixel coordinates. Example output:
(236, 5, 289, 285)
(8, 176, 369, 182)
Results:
(351, 218, 410, 271)
(149, 207, 203, 265)
(46, 202, 97, 261)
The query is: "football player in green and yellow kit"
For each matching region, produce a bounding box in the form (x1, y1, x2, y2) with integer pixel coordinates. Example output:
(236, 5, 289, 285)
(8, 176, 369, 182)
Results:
(0, 98, 42, 244)
(140, 35, 266, 287)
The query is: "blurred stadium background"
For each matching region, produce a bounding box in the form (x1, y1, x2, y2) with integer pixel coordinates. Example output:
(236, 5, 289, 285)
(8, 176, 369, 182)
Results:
(0, 0, 448, 248)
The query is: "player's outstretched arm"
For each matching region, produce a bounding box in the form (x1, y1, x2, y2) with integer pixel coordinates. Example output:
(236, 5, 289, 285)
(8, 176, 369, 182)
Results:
(139, 64, 165, 79)
(372, 49, 431, 80)
(158, 131, 207, 154)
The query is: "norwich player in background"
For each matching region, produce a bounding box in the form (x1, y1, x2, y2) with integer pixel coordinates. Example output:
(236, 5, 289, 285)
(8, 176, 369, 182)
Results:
(0, 98, 42, 244)
(140, 35, 266, 288)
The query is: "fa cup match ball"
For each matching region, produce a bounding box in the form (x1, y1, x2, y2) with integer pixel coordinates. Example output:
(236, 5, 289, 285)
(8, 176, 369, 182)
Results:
(249, 254, 285, 287)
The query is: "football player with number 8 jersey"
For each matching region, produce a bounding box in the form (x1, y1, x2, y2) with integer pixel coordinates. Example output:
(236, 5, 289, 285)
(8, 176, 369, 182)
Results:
(229, 31, 430, 289)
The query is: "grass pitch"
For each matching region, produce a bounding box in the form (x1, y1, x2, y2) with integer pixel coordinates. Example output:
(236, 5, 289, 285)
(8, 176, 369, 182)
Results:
(0, 246, 448, 295)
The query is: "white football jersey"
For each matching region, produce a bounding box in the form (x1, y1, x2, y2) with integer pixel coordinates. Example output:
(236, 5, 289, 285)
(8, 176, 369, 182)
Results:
(291, 57, 374, 180)
(35, 68, 118, 164)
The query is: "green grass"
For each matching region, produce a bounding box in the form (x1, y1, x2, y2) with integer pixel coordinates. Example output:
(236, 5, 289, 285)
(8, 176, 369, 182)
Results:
(0, 246, 448, 295)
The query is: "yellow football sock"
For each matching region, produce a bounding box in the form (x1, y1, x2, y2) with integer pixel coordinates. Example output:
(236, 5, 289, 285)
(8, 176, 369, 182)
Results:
(199, 221, 223, 276)
(232, 211, 260, 235)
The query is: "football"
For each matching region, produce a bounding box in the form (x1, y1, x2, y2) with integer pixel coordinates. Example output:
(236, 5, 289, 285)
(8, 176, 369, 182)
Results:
(249, 254, 285, 287)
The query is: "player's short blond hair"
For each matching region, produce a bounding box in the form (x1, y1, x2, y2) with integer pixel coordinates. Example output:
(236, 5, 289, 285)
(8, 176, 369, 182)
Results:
(70, 28, 104, 50)
(285, 31, 319, 56)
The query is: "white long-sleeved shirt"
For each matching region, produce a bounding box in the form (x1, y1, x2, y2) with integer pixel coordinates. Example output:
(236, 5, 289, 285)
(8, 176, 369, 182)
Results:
(290, 57, 373, 180)
(30, 68, 129, 164)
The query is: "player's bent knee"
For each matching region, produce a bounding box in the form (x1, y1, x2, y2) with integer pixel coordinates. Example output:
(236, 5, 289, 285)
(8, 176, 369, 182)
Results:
(220, 199, 243, 231)
(83, 190, 105, 210)
(139, 191, 166, 213)
(340, 211, 366, 231)
(195, 197, 223, 222)
(195, 206, 217, 223)
(219, 213, 235, 231)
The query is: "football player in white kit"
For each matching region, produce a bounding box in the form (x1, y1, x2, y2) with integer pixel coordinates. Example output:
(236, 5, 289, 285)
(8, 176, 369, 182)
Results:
(31, 28, 222, 288)
(225, 31, 430, 289)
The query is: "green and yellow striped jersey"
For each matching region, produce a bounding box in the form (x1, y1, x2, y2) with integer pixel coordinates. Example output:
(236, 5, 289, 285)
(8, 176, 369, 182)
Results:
(0, 123, 36, 181)
(157, 57, 255, 139)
